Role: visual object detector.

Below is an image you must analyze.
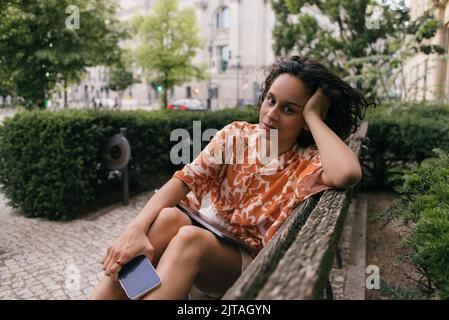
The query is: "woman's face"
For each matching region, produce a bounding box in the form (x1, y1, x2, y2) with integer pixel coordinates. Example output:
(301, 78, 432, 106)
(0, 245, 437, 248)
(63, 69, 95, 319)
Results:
(259, 73, 311, 149)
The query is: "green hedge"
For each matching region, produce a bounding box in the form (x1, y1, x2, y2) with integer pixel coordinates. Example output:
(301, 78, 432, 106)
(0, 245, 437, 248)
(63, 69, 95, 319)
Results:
(363, 103, 449, 188)
(0, 107, 258, 220)
(386, 149, 449, 299)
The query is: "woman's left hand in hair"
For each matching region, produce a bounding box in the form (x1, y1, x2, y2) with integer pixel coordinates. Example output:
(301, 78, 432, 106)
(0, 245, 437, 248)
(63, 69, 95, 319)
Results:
(303, 88, 330, 121)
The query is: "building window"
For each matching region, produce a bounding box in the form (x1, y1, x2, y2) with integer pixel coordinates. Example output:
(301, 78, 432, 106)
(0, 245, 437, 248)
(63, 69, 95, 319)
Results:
(216, 7, 230, 29)
(208, 87, 219, 99)
(217, 45, 230, 73)
(186, 86, 192, 98)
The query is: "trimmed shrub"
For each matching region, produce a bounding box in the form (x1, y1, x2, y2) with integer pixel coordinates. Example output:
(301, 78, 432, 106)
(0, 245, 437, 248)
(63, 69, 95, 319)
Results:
(363, 103, 449, 188)
(0, 107, 258, 220)
(387, 149, 449, 299)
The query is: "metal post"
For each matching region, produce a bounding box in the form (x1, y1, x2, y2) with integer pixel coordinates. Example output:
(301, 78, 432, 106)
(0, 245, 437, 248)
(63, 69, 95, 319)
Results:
(208, 39, 213, 111)
(236, 57, 241, 105)
(123, 165, 129, 205)
(120, 127, 129, 205)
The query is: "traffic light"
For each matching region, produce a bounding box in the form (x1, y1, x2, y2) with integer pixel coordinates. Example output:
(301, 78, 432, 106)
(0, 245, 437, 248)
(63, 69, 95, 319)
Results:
(150, 82, 164, 92)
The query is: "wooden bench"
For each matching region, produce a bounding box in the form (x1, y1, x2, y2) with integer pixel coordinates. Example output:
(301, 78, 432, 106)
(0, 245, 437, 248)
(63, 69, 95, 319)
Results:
(222, 121, 369, 300)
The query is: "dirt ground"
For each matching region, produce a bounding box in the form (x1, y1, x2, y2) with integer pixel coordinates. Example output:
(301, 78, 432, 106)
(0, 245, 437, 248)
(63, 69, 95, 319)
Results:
(362, 190, 419, 300)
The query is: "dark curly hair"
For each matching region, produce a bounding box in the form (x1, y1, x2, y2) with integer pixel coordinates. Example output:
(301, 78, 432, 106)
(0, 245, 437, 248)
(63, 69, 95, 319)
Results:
(258, 56, 374, 147)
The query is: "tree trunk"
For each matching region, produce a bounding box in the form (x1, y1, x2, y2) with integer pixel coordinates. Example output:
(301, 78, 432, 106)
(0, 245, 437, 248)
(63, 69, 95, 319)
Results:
(63, 78, 68, 109)
(163, 85, 168, 109)
(118, 91, 123, 110)
(37, 90, 46, 110)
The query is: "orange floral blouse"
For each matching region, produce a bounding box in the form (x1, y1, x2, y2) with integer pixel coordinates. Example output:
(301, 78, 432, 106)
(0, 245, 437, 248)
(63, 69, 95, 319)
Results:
(173, 121, 333, 254)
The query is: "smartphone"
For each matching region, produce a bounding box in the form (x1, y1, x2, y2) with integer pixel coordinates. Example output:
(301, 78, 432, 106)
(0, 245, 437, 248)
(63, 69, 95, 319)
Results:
(118, 255, 161, 300)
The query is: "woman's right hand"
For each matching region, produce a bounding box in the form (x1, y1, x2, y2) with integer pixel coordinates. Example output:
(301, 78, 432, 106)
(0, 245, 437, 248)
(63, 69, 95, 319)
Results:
(101, 224, 154, 281)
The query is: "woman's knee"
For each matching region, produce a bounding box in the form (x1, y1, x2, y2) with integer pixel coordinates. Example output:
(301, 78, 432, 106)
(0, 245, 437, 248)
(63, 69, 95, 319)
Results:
(171, 225, 215, 257)
(152, 207, 191, 232)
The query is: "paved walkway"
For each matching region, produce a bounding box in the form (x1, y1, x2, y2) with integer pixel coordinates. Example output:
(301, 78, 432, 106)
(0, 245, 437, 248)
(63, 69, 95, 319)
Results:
(0, 191, 153, 300)
(0, 107, 153, 300)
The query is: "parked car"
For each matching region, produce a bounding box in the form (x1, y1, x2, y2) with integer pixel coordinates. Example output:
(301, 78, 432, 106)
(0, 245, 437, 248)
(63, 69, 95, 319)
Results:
(167, 99, 207, 111)
(94, 98, 116, 108)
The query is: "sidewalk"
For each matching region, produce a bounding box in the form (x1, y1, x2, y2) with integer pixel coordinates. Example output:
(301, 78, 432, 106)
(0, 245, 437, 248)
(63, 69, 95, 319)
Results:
(0, 190, 154, 300)
(329, 194, 368, 299)
(0, 107, 159, 300)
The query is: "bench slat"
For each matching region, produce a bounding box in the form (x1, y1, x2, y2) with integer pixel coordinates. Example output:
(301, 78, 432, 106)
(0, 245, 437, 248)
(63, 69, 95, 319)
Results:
(256, 189, 350, 299)
(222, 195, 318, 299)
(256, 121, 368, 299)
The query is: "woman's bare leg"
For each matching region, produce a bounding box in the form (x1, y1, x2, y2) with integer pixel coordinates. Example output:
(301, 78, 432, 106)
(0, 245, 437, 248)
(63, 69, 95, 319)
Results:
(140, 225, 242, 300)
(89, 207, 191, 300)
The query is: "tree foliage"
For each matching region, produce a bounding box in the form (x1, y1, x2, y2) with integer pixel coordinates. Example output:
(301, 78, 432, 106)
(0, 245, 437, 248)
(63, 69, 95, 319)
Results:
(108, 51, 137, 109)
(134, 0, 208, 108)
(272, 0, 444, 101)
(0, 0, 126, 108)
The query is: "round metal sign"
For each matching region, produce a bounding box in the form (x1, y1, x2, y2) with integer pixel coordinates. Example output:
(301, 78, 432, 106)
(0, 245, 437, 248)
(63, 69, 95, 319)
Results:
(102, 133, 131, 170)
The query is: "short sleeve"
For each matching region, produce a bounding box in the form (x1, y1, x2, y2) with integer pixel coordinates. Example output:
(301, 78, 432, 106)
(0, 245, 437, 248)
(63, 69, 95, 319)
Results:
(173, 122, 235, 205)
(295, 147, 333, 200)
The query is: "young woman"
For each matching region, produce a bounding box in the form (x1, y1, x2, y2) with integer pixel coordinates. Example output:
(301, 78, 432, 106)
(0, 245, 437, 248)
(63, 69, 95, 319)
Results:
(90, 56, 371, 300)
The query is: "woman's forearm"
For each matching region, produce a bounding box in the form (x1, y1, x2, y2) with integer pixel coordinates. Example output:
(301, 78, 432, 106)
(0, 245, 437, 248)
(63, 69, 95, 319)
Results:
(305, 112, 362, 187)
(127, 177, 190, 232)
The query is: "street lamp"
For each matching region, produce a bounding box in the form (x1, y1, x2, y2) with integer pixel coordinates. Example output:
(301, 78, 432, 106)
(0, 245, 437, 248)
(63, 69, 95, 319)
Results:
(207, 41, 213, 110)
(236, 55, 241, 106)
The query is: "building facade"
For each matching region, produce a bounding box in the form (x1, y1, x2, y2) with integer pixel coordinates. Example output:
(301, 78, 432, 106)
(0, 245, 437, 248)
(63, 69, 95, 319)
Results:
(403, 0, 449, 102)
(174, 0, 276, 109)
(65, 0, 276, 109)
